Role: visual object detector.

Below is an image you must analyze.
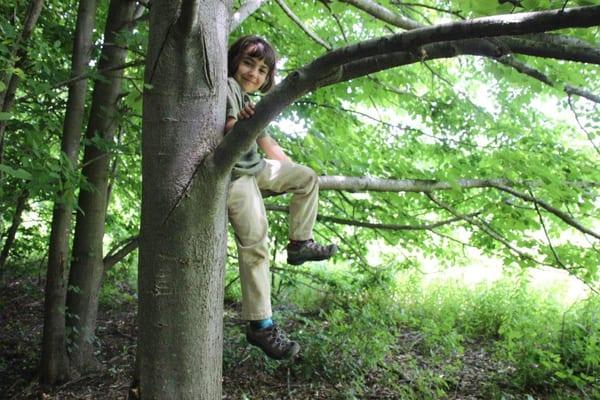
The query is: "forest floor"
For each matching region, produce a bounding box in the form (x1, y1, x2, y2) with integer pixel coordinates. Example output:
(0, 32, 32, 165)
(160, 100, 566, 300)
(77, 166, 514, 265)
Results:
(1, 275, 558, 400)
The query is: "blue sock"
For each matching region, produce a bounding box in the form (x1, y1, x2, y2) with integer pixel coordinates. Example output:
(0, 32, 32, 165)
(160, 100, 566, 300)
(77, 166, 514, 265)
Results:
(250, 318, 273, 330)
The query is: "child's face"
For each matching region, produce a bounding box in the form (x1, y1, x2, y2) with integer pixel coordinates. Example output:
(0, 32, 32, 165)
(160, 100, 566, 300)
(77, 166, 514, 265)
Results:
(234, 51, 270, 93)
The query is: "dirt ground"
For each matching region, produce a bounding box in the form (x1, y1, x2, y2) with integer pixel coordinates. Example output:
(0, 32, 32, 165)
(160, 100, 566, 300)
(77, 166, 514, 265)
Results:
(1, 276, 550, 400)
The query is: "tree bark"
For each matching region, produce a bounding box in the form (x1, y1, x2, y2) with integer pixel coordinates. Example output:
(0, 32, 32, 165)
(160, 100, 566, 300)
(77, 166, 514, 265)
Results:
(40, 0, 99, 384)
(0, 189, 29, 274)
(65, 0, 137, 372)
(138, 0, 231, 398)
(0, 0, 45, 174)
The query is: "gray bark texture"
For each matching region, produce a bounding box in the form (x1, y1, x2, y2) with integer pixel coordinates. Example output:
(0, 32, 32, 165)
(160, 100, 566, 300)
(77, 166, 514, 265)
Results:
(138, 0, 231, 398)
(41, 0, 99, 384)
(65, 0, 137, 372)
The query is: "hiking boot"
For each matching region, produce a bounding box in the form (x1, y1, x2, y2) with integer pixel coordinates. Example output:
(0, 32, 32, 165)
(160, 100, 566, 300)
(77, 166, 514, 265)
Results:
(287, 239, 337, 265)
(246, 324, 300, 360)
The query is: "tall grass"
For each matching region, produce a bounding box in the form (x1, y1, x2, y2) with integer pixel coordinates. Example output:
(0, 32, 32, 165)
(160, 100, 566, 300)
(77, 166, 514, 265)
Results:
(224, 265, 600, 399)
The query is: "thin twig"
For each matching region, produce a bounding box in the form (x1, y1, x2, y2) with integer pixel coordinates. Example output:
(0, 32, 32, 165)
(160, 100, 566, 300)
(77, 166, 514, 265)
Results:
(567, 95, 600, 157)
(274, 0, 332, 51)
(528, 187, 566, 269)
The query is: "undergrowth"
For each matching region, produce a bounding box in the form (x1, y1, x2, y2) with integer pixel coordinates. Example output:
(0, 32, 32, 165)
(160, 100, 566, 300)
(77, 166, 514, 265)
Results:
(224, 264, 600, 399)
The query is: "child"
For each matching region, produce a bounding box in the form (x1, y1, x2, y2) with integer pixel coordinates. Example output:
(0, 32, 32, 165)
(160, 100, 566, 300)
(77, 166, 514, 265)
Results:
(225, 35, 337, 360)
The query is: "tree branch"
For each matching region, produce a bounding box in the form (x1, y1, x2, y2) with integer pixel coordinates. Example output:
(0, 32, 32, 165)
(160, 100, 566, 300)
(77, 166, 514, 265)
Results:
(318, 176, 510, 192)
(274, 0, 332, 51)
(265, 203, 479, 231)
(340, 0, 420, 30)
(567, 95, 600, 157)
(103, 236, 139, 270)
(425, 192, 549, 266)
(489, 182, 600, 240)
(565, 85, 600, 105)
(528, 188, 566, 269)
(341, 0, 600, 102)
(230, 0, 267, 32)
(214, 5, 600, 172)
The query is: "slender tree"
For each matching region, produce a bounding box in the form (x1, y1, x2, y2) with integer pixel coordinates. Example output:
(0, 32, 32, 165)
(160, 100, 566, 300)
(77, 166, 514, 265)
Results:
(40, 0, 99, 384)
(65, 0, 137, 371)
(0, 0, 44, 166)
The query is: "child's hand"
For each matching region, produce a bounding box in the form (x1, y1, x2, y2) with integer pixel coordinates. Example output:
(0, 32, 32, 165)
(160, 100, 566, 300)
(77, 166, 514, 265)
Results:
(237, 103, 255, 120)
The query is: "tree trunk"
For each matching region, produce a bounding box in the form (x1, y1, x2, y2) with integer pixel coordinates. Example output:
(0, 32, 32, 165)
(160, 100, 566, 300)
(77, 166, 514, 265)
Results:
(65, 0, 137, 372)
(0, 189, 29, 274)
(0, 0, 45, 168)
(40, 0, 99, 384)
(138, 0, 230, 398)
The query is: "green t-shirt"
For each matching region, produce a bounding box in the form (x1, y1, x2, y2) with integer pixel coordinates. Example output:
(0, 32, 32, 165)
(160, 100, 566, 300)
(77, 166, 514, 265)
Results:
(226, 77, 268, 178)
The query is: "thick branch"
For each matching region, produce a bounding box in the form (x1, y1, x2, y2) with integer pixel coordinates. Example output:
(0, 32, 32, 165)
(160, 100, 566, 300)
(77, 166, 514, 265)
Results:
(230, 0, 267, 32)
(103, 236, 139, 270)
(499, 35, 600, 64)
(214, 5, 600, 171)
(342, 0, 599, 102)
(318, 176, 513, 192)
(308, 6, 600, 74)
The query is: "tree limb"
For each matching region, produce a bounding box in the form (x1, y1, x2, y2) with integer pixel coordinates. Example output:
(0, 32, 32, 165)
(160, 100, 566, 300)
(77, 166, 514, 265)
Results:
(341, 0, 600, 102)
(528, 188, 566, 269)
(489, 182, 600, 240)
(425, 192, 549, 266)
(318, 176, 509, 192)
(214, 5, 600, 171)
(230, 0, 267, 32)
(340, 0, 420, 30)
(274, 0, 332, 51)
(265, 203, 479, 231)
(103, 236, 139, 270)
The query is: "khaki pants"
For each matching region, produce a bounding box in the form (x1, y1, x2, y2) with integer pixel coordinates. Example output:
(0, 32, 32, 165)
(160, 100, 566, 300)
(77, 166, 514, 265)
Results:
(227, 159, 318, 320)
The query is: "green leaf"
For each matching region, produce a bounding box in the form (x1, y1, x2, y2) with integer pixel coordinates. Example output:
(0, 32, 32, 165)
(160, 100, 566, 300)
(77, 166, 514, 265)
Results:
(0, 112, 11, 120)
(0, 164, 32, 180)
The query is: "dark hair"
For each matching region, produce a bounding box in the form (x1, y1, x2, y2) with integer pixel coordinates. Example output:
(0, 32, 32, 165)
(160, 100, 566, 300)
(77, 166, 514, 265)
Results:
(228, 35, 277, 93)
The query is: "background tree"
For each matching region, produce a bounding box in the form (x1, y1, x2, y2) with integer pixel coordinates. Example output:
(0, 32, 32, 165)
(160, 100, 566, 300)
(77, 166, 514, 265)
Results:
(41, 0, 99, 384)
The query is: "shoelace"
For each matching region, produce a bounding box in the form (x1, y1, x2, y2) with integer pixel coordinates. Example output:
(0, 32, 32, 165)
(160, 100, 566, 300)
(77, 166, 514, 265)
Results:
(270, 326, 291, 349)
(305, 240, 330, 255)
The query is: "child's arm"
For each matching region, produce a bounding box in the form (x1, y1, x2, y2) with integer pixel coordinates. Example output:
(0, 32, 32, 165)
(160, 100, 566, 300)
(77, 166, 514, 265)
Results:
(257, 136, 291, 163)
(224, 103, 256, 133)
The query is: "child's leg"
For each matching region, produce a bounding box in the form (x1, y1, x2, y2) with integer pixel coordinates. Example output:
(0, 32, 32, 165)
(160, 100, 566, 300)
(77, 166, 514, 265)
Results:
(228, 174, 301, 360)
(256, 159, 337, 265)
(255, 159, 318, 240)
(227, 175, 271, 321)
